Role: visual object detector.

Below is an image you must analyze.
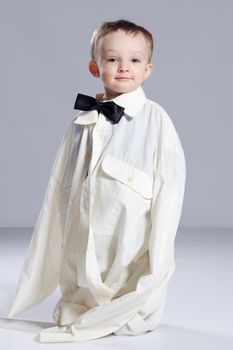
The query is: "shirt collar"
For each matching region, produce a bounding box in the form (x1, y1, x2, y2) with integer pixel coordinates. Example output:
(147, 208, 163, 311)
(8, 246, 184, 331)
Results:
(73, 86, 147, 125)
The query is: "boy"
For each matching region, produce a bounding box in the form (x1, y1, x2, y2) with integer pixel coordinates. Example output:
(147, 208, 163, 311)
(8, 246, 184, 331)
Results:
(8, 19, 186, 343)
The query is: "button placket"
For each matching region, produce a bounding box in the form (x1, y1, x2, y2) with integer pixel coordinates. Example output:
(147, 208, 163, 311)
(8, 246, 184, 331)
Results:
(89, 117, 110, 175)
(82, 177, 90, 210)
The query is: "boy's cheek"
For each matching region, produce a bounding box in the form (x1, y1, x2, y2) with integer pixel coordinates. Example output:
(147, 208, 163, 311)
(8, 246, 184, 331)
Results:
(101, 71, 113, 81)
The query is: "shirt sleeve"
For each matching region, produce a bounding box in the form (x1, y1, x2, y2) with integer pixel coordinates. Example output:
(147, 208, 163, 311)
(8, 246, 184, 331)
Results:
(7, 120, 75, 318)
(39, 107, 186, 343)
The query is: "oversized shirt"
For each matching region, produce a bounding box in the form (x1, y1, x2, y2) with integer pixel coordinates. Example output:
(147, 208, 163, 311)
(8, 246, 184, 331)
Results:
(8, 86, 186, 343)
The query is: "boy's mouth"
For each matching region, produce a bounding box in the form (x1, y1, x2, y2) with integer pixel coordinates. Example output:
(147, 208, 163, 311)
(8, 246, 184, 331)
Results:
(115, 77, 132, 80)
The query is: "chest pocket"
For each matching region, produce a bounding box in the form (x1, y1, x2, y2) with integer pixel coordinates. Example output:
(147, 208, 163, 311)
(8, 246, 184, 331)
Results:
(101, 154, 153, 200)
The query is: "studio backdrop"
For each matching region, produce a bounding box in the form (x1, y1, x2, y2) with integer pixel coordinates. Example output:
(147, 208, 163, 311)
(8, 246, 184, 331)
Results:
(0, 0, 232, 228)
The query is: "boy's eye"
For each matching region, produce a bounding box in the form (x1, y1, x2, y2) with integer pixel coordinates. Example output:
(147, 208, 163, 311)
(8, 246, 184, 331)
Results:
(132, 58, 141, 63)
(107, 58, 118, 62)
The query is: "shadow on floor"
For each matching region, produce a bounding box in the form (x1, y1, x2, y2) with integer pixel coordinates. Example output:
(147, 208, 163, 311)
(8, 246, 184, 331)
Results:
(1, 317, 232, 349)
(0, 317, 55, 333)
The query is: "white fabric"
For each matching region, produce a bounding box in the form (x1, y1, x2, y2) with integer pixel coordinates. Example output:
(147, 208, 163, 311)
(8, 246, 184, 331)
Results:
(7, 86, 186, 343)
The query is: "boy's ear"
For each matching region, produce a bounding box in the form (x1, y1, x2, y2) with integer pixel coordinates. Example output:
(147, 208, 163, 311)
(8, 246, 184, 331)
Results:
(144, 63, 153, 80)
(88, 60, 100, 78)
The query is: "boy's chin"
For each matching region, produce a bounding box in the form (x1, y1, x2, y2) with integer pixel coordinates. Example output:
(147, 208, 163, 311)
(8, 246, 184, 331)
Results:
(105, 87, 138, 99)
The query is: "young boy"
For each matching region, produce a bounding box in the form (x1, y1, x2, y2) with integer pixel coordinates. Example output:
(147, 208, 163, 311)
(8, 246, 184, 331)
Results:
(8, 19, 186, 343)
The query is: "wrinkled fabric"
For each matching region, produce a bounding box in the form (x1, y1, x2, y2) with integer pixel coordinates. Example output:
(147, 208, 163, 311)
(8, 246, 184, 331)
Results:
(8, 87, 186, 343)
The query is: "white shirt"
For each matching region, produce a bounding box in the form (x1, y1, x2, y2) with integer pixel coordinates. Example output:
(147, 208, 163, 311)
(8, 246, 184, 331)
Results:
(8, 86, 186, 342)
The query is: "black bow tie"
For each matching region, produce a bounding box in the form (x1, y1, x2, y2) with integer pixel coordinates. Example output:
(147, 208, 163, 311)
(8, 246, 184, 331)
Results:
(74, 93, 125, 124)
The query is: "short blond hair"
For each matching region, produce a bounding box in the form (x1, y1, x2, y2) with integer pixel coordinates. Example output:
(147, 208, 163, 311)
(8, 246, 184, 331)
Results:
(90, 19, 154, 63)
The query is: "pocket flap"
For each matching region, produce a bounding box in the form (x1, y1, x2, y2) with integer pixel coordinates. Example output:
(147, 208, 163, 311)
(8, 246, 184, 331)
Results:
(102, 154, 153, 199)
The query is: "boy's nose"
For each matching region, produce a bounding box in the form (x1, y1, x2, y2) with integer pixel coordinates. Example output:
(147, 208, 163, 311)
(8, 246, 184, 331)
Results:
(118, 63, 129, 72)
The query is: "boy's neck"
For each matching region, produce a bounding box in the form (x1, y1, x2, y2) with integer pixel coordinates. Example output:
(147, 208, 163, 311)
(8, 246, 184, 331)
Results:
(95, 92, 123, 101)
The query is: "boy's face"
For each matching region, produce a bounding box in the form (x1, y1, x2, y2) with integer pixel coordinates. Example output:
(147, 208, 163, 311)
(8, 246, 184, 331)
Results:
(89, 30, 152, 99)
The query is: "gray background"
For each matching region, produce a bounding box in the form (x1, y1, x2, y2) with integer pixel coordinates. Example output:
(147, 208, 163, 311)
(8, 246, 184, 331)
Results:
(1, 1, 233, 348)
(1, 0, 232, 228)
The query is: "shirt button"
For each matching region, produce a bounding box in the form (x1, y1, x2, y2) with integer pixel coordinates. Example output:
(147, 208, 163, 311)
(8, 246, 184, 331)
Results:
(96, 125, 104, 133)
(100, 297, 109, 304)
(127, 176, 134, 183)
(85, 152, 91, 160)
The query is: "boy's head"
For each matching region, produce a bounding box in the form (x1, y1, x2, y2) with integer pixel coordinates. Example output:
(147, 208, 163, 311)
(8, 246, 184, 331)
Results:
(89, 19, 153, 100)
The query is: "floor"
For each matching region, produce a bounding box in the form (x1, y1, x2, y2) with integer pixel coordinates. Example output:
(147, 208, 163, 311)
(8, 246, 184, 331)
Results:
(0, 227, 232, 349)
